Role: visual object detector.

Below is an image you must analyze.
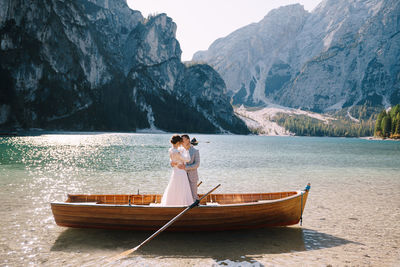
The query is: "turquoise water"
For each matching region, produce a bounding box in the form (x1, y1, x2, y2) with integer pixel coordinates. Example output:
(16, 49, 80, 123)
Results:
(1, 133, 399, 194)
(1, 133, 399, 266)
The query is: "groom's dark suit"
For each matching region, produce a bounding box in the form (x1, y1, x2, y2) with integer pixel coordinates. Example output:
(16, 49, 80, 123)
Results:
(185, 146, 200, 200)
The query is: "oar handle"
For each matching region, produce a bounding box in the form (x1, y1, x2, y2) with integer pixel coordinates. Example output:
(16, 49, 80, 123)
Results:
(198, 183, 220, 202)
(189, 183, 220, 208)
(132, 184, 220, 251)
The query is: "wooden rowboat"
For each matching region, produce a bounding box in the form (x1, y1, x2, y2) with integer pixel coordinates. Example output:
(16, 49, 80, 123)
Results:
(51, 184, 310, 231)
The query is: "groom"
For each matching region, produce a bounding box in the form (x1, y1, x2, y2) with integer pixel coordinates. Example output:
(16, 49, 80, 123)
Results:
(177, 134, 200, 201)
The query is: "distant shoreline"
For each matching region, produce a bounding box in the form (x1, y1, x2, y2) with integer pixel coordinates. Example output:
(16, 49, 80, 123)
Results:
(0, 129, 223, 136)
(360, 136, 400, 141)
(0, 129, 164, 136)
(2, 130, 400, 140)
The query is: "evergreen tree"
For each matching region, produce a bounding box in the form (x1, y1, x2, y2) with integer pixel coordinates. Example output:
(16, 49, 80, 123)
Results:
(390, 104, 400, 118)
(374, 110, 386, 136)
(395, 113, 400, 136)
(381, 115, 391, 137)
(390, 105, 400, 136)
(392, 114, 398, 135)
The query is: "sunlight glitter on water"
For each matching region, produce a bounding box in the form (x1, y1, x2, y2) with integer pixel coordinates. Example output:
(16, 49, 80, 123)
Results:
(1, 133, 400, 266)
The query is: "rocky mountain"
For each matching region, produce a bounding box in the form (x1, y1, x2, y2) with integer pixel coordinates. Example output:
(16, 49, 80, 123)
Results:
(193, 0, 400, 113)
(0, 0, 249, 134)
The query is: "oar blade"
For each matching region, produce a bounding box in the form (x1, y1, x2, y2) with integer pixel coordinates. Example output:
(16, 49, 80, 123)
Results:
(130, 245, 140, 253)
(107, 247, 137, 263)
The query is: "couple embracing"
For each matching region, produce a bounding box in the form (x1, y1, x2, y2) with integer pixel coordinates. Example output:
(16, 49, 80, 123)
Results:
(161, 134, 200, 206)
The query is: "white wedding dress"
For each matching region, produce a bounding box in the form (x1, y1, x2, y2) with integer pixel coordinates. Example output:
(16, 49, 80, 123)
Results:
(161, 147, 194, 206)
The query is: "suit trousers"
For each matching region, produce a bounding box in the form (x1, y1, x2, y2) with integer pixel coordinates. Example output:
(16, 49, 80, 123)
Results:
(187, 171, 199, 200)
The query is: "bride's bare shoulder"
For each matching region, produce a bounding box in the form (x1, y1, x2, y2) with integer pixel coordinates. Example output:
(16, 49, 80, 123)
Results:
(169, 147, 179, 153)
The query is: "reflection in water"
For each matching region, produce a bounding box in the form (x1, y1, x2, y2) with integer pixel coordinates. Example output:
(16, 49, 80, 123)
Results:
(52, 227, 354, 265)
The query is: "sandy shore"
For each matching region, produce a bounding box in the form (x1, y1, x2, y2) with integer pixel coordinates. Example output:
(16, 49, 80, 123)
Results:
(1, 178, 399, 266)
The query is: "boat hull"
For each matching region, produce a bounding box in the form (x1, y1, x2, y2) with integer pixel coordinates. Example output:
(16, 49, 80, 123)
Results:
(51, 190, 309, 231)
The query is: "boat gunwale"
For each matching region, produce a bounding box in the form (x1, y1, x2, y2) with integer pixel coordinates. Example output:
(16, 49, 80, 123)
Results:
(51, 190, 306, 208)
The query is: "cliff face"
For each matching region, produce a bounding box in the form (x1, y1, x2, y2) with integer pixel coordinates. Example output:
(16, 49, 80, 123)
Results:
(193, 0, 400, 112)
(194, 4, 310, 106)
(182, 64, 249, 133)
(0, 0, 249, 134)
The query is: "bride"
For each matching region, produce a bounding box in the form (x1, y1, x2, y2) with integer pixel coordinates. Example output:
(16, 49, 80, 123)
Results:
(161, 135, 194, 206)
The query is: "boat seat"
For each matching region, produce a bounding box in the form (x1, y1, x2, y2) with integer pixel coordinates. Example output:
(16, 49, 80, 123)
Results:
(69, 202, 98, 204)
(206, 202, 220, 206)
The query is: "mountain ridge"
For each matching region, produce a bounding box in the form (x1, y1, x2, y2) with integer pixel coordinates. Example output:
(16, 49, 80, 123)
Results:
(193, 0, 400, 113)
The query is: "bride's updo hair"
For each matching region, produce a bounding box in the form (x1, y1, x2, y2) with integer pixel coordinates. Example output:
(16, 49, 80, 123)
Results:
(170, 134, 182, 144)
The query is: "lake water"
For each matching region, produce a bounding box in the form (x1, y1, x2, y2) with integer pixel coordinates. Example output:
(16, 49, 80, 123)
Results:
(1, 133, 399, 266)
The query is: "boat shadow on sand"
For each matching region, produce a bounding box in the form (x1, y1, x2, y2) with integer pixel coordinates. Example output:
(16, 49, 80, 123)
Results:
(51, 226, 359, 264)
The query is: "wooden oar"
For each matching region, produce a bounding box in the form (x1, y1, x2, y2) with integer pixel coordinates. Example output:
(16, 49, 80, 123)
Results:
(108, 184, 221, 262)
(197, 181, 202, 187)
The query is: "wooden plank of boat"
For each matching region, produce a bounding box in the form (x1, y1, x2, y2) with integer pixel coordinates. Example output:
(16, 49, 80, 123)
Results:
(109, 184, 221, 261)
(50, 184, 310, 231)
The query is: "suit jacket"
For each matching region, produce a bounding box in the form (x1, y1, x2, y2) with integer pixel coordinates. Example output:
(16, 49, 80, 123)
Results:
(185, 146, 199, 182)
